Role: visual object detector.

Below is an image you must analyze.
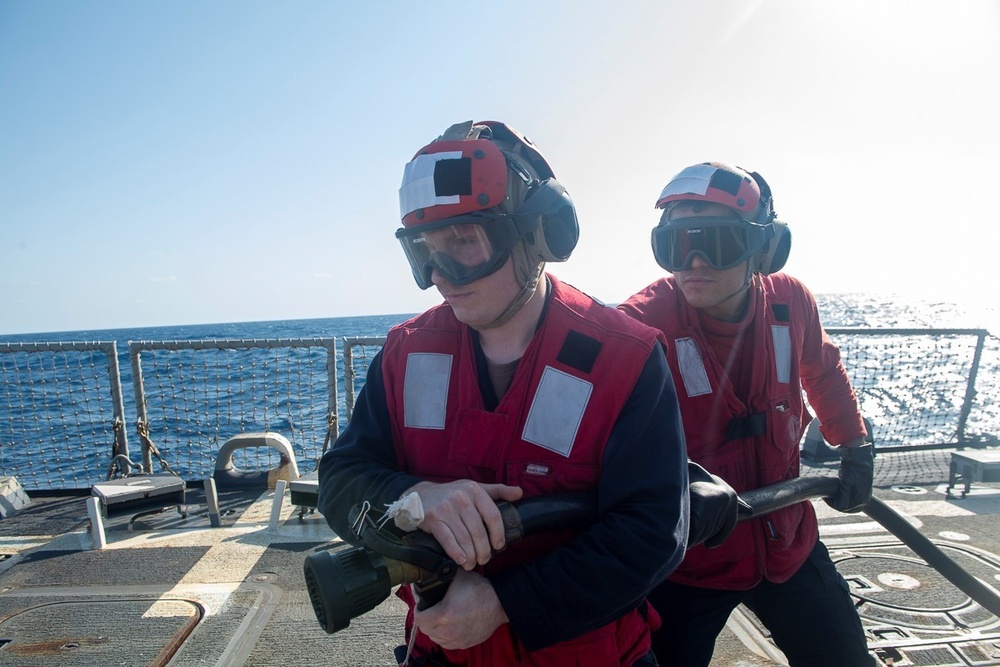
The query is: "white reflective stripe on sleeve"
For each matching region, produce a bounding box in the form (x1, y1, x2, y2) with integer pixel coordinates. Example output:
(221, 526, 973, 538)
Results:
(522, 366, 592, 457)
(657, 164, 715, 201)
(771, 325, 791, 384)
(399, 151, 463, 217)
(674, 337, 712, 397)
(403, 353, 453, 429)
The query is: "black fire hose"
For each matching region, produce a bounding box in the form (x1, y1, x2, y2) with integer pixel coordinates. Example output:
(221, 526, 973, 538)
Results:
(738, 476, 837, 518)
(863, 492, 1000, 618)
(304, 477, 1000, 634)
(741, 476, 1000, 619)
(304, 492, 598, 634)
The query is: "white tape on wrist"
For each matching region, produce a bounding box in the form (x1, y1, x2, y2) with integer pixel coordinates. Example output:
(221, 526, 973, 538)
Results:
(386, 491, 425, 532)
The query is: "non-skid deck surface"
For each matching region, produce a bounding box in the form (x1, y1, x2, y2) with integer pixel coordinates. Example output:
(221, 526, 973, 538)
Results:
(0, 475, 999, 666)
(0, 489, 407, 666)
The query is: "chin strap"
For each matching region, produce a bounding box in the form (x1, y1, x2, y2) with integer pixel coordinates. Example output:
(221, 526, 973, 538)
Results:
(478, 261, 544, 330)
(712, 267, 756, 321)
(477, 239, 545, 330)
(742, 263, 756, 292)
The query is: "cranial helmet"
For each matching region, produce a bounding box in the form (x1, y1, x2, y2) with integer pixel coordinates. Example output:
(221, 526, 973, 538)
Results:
(396, 120, 579, 291)
(651, 162, 791, 275)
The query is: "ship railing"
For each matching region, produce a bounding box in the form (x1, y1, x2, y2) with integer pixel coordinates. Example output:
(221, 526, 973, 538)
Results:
(2, 329, 998, 491)
(341, 336, 386, 422)
(128, 337, 340, 486)
(344, 329, 1000, 454)
(0, 341, 128, 491)
(823, 328, 997, 452)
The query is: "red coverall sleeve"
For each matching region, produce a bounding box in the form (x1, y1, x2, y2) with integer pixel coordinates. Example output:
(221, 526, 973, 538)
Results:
(795, 283, 867, 446)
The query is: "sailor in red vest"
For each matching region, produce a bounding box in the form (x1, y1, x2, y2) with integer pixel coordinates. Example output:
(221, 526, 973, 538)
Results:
(318, 120, 693, 666)
(619, 162, 875, 667)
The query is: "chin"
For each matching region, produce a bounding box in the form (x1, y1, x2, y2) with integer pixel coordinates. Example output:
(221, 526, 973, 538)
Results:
(451, 308, 487, 328)
(679, 290, 720, 310)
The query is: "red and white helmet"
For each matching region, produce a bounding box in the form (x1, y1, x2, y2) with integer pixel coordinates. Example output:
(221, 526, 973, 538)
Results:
(655, 162, 775, 225)
(396, 120, 578, 290)
(652, 162, 790, 275)
(399, 121, 555, 228)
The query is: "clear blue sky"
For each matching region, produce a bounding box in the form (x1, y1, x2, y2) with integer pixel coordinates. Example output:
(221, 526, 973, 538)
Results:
(2, 0, 998, 335)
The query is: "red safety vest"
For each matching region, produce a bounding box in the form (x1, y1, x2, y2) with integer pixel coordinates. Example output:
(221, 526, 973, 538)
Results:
(381, 275, 661, 666)
(620, 274, 820, 589)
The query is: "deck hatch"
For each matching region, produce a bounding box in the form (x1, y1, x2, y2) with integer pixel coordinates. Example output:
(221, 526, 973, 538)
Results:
(0, 599, 199, 666)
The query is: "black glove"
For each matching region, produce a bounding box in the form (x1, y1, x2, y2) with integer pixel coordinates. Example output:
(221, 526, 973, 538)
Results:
(826, 443, 874, 513)
(687, 461, 751, 548)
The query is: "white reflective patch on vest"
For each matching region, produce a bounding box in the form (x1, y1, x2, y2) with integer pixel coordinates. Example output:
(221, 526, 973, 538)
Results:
(399, 151, 462, 217)
(522, 366, 592, 457)
(771, 325, 791, 384)
(403, 353, 452, 429)
(674, 337, 712, 397)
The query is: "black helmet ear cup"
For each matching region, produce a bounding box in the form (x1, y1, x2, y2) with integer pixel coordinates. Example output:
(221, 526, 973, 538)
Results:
(538, 201, 579, 261)
(755, 221, 791, 274)
(517, 179, 579, 262)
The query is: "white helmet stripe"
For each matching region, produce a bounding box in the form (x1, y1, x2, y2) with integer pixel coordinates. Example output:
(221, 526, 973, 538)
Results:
(656, 163, 715, 201)
(399, 151, 463, 218)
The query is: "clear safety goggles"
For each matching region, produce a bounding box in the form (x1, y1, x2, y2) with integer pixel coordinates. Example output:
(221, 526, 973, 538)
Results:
(651, 217, 770, 272)
(396, 214, 524, 290)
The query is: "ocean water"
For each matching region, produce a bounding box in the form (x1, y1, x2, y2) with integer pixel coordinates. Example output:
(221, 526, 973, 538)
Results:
(1, 292, 997, 345)
(0, 313, 418, 488)
(0, 312, 417, 348)
(1, 294, 998, 489)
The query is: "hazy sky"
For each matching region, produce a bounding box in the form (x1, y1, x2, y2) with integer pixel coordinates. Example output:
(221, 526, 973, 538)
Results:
(2, 0, 998, 335)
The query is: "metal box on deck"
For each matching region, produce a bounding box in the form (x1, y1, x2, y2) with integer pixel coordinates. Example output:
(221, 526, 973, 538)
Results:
(289, 470, 319, 508)
(0, 475, 30, 517)
(91, 473, 186, 518)
(946, 450, 1000, 498)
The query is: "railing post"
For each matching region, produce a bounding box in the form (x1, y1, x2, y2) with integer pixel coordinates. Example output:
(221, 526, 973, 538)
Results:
(103, 341, 129, 463)
(343, 338, 356, 423)
(955, 330, 987, 449)
(342, 336, 386, 422)
(129, 344, 153, 472)
(326, 338, 339, 442)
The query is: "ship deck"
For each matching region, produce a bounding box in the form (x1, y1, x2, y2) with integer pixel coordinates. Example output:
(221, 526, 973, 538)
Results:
(0, 450, 998, 666)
